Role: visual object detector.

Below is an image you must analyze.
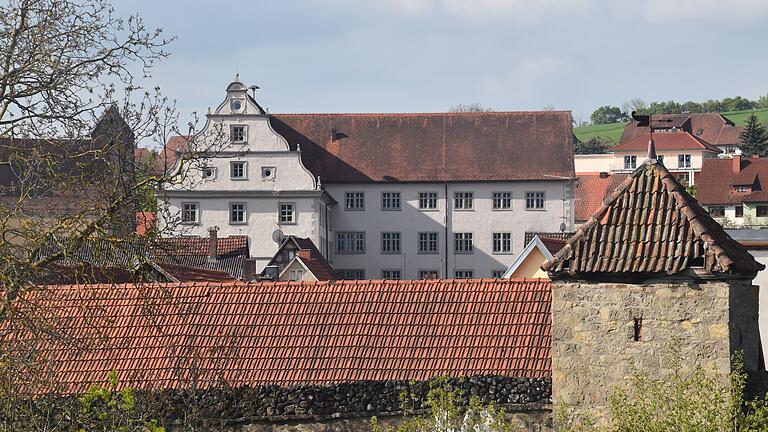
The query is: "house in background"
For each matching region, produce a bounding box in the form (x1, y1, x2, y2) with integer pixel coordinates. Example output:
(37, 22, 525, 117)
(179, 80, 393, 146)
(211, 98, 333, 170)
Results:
(621, 112, 743, 155)
(573, 171, 628, 225)
(263, 235, 337, 281)
(698, 155, 768, 227)
(501, 235, 564, 279)
(159, 77, 576, 280)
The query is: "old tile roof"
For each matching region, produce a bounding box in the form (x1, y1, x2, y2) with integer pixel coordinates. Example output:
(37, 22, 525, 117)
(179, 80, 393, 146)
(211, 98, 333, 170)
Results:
(543, 160, 764, 277)
(524, 232, 574, 246)
(611, 131, 722, 153)
(698, 157, 768, 205)
(11, 279, 552, 394)
(291, 237, 337, 280)
(574, 172, 628, 222)
(620, 113, 742, 146)
(159, 112, 574, 183)
(154, 236, 249, 279)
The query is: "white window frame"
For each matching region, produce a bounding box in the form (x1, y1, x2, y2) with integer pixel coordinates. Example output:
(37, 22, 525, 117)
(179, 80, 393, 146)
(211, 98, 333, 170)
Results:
(381, 232, 402, 254)
(381, 269, 402, 280)
(624, 155, 637, 170)
(454, 192, 474, 210)
(418, 232, 439, 254)
(261, 166, 276, 180)
(418, 192, 439, 210)
(344, 192, 365, 211)
(454, 232, 474, 254)
(677, 154, 692, 169)
(492, 192, 512, 210)
(656, 155, 664, 165)
(230, 125, 247, 143)
(381, 192, 401, 211)
(279, 202, 296, 224)
(418, 270, 439, 280)
(201, 166, 216, 181)
(338, 269, 365, 280)
(336, 231, 366, 254)
(525, 191, 546, 210)
(181, 202, 199, 225)
(230, 161, 247, 180)
(288, 269, 304, 281)
(229, 202, 247, 224)
(454, 270, 474, 279)
(492, 232, 512, 254)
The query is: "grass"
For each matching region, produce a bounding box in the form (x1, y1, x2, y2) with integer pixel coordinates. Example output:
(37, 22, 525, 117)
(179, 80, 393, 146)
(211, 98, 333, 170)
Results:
(573, 108, 768, 144)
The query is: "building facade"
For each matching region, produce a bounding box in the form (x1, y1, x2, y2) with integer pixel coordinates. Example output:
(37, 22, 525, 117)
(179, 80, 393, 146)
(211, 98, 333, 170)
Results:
(159, 78, 576, 279)
(698, 155, 768, 227)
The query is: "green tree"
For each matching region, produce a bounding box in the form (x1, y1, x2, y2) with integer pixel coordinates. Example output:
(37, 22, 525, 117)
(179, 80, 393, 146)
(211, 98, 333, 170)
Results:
(757, 94, 768, 109)
(574, 137, 612, 154)
(590, 106, 627, 125)
(740, 113, 768, 157)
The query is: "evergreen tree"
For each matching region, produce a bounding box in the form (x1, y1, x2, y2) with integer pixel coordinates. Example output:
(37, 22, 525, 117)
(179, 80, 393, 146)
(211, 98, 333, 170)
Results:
(740, 113, 768, 157)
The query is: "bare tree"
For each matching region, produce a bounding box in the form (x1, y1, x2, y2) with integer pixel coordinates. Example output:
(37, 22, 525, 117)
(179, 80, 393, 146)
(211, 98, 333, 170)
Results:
(447, 103, 494, 113)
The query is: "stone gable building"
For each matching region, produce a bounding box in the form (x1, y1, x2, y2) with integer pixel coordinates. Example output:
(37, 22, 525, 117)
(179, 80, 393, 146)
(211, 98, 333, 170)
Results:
(544, 138, 764, 418)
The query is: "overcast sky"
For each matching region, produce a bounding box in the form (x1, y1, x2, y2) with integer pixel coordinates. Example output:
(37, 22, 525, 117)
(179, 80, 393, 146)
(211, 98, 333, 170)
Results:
(123, 0, 768, 124)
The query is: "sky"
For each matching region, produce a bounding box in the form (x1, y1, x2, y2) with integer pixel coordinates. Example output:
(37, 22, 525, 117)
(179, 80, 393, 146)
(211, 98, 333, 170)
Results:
(122, 0, 768, 125)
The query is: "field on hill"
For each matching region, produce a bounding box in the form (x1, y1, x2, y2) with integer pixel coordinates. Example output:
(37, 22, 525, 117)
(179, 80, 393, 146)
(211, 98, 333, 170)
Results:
(573, 108, 768, 144)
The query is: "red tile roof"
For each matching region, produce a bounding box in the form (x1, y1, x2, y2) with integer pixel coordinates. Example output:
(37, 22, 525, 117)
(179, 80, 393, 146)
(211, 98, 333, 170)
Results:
(291, 237, 337, 280)
(611, 131, 721, 153)
(620, 113, 742, 146)
(135, 211, 155, 236)
(698, 157, 768, 205)
(544, 161, 764, 276)
(11, 279, 551, 394)
(574, 173, 628, 222)
(540, 237, 566, 255)
(159, 235, 248, 256)
(155, 262, 238, 282)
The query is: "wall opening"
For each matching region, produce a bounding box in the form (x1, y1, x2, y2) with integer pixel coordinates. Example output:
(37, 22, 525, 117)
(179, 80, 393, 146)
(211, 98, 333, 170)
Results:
(633, 317, 643, 341)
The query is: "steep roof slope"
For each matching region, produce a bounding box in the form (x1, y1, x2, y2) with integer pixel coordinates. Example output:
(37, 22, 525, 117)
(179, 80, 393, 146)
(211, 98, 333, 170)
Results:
(544, 160, 763, 277)
(612, 131, 721, 153)
(698, 157, 768, 205)
(10, 279, 551, 394)
(620, 113, 742, 146)
(268, 112, 575, 182)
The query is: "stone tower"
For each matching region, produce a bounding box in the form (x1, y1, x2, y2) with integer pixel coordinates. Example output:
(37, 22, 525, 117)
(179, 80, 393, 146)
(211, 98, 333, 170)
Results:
(543, 156, 764, 417)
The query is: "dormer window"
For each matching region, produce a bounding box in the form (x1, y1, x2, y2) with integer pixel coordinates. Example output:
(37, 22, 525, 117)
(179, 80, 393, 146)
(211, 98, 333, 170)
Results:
(231, 125, 246, 143)
(736, 185, 749, 193)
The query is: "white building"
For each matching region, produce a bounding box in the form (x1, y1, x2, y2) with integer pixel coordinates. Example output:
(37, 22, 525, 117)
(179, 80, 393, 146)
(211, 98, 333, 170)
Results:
(159, 78, 576, 279)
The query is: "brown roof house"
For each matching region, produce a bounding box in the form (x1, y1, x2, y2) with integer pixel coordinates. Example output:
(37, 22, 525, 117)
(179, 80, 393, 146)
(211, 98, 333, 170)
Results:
(543, 135, 764, 419)
(262, 235, 337, 281)
(621, 112, 743, 155)
(698, 155, 768, 228)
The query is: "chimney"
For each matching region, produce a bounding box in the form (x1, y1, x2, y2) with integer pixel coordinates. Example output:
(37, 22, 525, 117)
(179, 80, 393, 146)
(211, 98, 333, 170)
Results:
(242, 258, 259, 281)
(733, 155, 742, 173)
(599, 172, 609, 179)
(208, 226, 218, 262)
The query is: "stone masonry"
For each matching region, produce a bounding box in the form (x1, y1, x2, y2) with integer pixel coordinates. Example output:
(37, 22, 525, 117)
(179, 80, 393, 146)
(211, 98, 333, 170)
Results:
(552, 278, 759, 416)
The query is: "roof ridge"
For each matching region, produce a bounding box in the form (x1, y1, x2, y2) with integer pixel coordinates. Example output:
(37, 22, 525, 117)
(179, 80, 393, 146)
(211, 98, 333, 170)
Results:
(272, 111, 572, 117)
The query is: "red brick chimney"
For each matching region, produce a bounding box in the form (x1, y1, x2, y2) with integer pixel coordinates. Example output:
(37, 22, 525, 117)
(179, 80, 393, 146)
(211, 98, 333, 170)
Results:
(208, 226, 218, 262)
(733, 155, 742, 173)
(297, 249, 311, 260)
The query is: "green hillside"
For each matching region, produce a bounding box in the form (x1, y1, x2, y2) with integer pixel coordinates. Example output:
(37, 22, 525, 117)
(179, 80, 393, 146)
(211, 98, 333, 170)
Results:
(573, 108, 768, 144)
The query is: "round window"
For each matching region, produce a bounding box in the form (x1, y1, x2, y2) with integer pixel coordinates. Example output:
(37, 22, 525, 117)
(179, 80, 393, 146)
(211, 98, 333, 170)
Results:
(203, 168, 214, 178)
(264, 169, 272, 177)
(232, 100, 242, 111)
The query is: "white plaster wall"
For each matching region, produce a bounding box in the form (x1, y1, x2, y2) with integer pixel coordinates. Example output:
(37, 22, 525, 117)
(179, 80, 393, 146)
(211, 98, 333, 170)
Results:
(574, 154, 613, 173)
(324, 181, 571, 279)
(751, 250, 768, 369)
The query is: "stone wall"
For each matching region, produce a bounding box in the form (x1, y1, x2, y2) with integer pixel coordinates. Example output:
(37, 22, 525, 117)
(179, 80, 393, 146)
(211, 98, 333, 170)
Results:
(551, 279, 759, 417)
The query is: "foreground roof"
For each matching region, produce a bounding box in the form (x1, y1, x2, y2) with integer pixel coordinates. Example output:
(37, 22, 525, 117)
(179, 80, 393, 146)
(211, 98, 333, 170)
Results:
(11, 279, 551, 394)
(611, 131, 721, 153)
(620, 113, 742, 146)
(267, 112, 575, 182)
(544, 160, 764, 277)
(698, 157, 768, 205)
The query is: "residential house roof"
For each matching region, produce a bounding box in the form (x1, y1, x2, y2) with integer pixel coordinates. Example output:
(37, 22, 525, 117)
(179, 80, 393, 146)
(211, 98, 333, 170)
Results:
(136, 211, 155, 236)
(620, 113, 742, 146)
(543, 160, 764, 277)
(574, 172, 628, 222)
(11, 279, 552, 394)
(698, 157, 768, 205)
(524, 232, 574, 245)
(611, 131, 722, 153)
(154, 235, 250, 279)
(502, 235, 564, 278)
(267, 236, 336, 281)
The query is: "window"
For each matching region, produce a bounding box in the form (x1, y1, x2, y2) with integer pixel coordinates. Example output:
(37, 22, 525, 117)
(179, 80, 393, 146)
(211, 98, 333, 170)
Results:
(678, 173, 690, 185)
(736, 185, 748, 193)
(230, 161, 246, 179)
(725, 145, 736, 154)
(345, 192, 365, 210)
(337, 269, 365, 280)
(492, 232, 512, 253)
(677, 154, 692, 168)
(181, 202, 198, 224)
(419, 192, 438, 210)
(736, 205, 744, 218)
(202, 166, 216, 180)
(454, 232, 473, 254)
(261, 166, 276, 180)
(229, 202, 246, 224)
(381, 232, 401, 254)
(231, 125, 246, 142)
(525, 192, 545, 210)
(758, 206, 768, 218)
(336, 232, 365, 253)
(418, 270, 439, 280)
(708, 206, 725, 218)
(288, 269, 304, 281)
(492, 270, 506, 278)
(381, 269, 401, 280)
(279, 203, 296, 224)
(454, 192, 474, 210)
(454, 270, 474, 279)
(656, 155, 664, 164)
(492, 192, 512, 210)
(381, 192, 401, 210)
(624, 155, 637, 170)
(418, 232, 439, 254)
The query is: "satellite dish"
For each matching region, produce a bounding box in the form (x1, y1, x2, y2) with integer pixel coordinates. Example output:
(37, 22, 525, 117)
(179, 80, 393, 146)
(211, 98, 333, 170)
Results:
(272, 229, 285, 244)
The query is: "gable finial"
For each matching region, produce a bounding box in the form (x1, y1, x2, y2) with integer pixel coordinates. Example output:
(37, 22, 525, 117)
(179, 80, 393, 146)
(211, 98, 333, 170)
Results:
(316, 176, 322, 190)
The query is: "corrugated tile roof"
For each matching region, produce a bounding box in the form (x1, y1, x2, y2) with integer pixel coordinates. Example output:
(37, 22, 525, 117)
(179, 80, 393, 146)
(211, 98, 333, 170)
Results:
(543, 160, 764, 276)
(620, 113, 742, 146)
(10, 279, 551, 394)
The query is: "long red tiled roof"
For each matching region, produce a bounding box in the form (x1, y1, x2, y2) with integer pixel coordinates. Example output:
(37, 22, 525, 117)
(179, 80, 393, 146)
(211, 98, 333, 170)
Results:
(611, 131, 721, 153)
(620, 113, 742, 146)
(574, 173, 628, 222)
(11, 279, 551, 394)
(544, 161, 764, 276)
(698, 157, 768, 205)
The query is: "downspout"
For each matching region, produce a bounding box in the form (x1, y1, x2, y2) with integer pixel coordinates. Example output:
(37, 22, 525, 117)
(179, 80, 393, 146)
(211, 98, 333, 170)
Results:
(444, 182, 449, 278)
